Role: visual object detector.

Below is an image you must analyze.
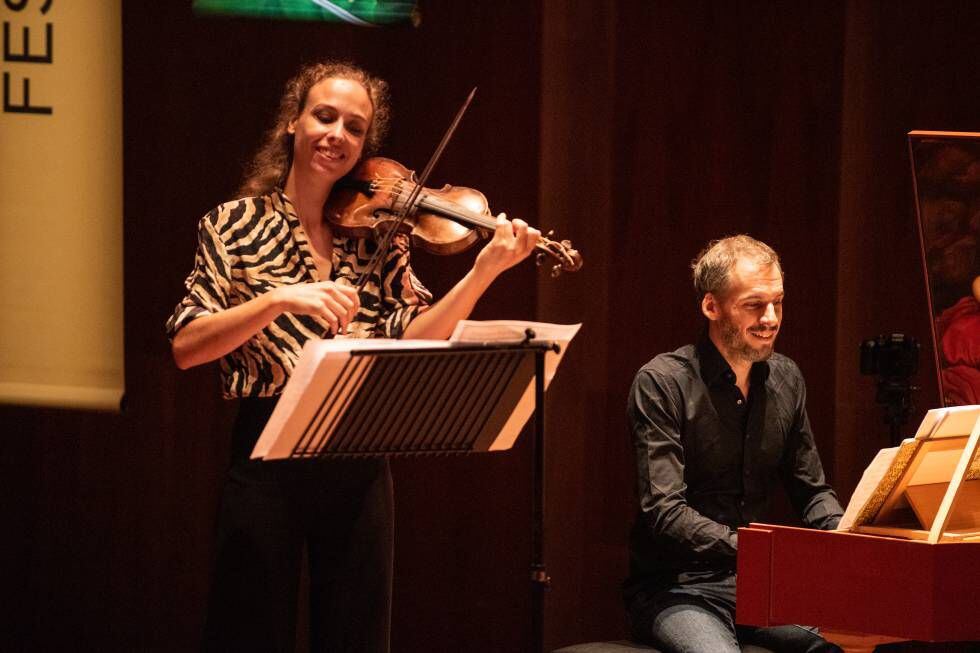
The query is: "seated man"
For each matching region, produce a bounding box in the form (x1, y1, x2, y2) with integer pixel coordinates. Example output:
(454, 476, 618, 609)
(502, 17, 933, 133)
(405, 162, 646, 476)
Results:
(624, 236, 843, 653)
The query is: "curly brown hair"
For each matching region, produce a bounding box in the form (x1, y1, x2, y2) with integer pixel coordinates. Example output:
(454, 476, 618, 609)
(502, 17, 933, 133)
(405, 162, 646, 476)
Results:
(238, 60, 391, 198)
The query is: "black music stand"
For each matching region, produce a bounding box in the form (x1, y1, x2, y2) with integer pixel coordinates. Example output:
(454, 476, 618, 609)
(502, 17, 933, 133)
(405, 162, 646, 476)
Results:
(253, 336, 559, 653)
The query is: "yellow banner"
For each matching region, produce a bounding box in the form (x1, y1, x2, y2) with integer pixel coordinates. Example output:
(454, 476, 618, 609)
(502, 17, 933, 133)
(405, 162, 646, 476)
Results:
(0, 0, 124, 411)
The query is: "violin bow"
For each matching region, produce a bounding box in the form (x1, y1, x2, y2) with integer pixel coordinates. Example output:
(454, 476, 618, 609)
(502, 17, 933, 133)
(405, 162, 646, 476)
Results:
(354, 87, 478, 292)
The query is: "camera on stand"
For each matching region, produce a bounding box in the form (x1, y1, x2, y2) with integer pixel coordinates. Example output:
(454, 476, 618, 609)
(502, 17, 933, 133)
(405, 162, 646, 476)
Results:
(859, 333, 920, 446)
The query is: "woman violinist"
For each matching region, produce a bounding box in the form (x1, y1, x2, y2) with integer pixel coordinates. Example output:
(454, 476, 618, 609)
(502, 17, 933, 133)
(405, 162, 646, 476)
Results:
(166, 61, 540, 652)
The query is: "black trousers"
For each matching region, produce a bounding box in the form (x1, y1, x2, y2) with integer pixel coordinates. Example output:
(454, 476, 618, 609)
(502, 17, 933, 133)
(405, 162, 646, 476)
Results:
(203, 398, 393, 653)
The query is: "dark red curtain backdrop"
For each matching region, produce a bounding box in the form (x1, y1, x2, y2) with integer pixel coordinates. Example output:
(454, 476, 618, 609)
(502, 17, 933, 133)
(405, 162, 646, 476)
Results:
(2, 1, 979, 651)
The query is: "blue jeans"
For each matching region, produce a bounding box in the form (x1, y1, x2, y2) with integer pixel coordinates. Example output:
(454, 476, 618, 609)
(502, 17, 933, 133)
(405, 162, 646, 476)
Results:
(628, 571, 841, 653)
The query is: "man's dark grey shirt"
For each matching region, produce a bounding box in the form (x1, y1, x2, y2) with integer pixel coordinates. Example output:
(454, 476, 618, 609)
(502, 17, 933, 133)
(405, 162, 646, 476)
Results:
(624, 336, 843, 602)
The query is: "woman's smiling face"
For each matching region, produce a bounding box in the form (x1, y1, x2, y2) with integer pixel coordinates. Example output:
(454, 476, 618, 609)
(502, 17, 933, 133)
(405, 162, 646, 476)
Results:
(288, 77, 374, 183)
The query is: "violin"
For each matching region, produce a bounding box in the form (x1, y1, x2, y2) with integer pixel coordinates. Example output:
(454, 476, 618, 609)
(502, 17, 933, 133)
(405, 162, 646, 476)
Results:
(324, 157, 583, 277)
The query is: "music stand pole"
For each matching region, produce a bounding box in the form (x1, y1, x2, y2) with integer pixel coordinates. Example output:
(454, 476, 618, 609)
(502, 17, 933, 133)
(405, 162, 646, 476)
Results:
(531, 345, 551, 653)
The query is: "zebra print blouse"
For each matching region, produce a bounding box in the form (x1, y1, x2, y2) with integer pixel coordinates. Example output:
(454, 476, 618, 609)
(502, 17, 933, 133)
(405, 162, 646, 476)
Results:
(166, 190, 432, 398)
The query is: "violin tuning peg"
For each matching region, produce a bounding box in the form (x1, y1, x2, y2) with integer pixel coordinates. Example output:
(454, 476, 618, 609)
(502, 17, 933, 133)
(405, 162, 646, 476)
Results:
(535, 252, 546, 268)
(546, 229, 556, 239)
(551, 264, 562, 278)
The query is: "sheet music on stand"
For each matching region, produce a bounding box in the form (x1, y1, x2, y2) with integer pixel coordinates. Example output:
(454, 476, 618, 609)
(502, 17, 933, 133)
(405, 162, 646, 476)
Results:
(251, 320, 580, 460)
(838, 404, 980, 542)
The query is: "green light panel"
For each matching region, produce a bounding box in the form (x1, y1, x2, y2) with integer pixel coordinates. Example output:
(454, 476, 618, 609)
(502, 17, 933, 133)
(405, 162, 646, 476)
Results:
(194, 0, 418, 25)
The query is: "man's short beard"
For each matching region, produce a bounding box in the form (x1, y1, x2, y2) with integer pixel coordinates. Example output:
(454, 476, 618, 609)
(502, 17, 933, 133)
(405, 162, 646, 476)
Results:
(719, 318, 774, 364)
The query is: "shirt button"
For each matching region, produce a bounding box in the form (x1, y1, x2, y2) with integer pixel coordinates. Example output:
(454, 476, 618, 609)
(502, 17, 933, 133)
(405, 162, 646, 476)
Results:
(736, 399, 744, 405)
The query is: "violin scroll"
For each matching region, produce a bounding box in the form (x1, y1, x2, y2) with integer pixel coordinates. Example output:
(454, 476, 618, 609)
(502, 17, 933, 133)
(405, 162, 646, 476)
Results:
(536, 230, 583, 278)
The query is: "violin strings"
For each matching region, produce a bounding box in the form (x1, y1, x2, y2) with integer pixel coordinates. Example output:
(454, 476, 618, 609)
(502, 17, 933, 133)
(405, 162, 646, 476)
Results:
(373, 177, 501, 231)
(354, 88, 478, 294)
(367, 177, 566, 258)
